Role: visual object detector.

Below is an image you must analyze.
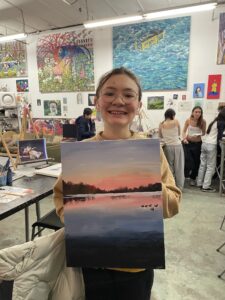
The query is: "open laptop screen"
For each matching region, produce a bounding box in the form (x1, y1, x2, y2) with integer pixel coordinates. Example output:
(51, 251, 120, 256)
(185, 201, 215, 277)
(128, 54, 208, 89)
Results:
(18, 138, 48, 164)
(63, 124, 77, 139)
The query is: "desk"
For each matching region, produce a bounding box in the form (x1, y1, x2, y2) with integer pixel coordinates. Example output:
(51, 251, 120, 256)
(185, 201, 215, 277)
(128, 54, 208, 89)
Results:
(0, 175, 56, 241)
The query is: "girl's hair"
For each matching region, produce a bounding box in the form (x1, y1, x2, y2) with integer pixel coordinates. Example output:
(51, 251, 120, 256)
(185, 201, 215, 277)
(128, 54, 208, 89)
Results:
(207, 107, 225, 134)
(164, 108, 176, 120)
(95, 67, 142, 101)
(191, 106, 203, 127)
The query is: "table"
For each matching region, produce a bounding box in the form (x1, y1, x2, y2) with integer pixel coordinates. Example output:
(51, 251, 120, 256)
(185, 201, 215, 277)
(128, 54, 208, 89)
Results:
(0, 174, 56, 241)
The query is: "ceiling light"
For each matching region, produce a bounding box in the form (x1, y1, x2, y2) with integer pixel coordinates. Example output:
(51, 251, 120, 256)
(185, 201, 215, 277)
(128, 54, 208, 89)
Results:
(0, 33, 27, 43)
(84, 15, 143, 29)
(143, 2, 217, 20)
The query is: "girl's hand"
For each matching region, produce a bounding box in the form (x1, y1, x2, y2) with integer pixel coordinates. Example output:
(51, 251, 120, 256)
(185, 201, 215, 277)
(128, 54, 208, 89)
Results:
(182, 138, 189, 144)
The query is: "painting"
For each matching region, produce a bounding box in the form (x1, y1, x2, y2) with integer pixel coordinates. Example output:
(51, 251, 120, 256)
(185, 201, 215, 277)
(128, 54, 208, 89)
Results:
(18, 138, 48, 164)
(0, 41, 28, 78)
(207, 74, 221, 99)
(217, 13, 225, 64)
(16, 79, 29, 92)
(193, 83, 204, 98)
(88, 94, 95, 106)
(43, 100, 62, 116)
(113, 16, 190, 90)
(37, 29, 95, 92)
(62, 139, 165, 269)
(31, 118, 69, 137)
(147, 96, 164, 110)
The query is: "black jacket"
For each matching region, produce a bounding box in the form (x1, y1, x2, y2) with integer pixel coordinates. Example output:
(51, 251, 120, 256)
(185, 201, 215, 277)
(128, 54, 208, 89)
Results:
(76, 116, 96, 141)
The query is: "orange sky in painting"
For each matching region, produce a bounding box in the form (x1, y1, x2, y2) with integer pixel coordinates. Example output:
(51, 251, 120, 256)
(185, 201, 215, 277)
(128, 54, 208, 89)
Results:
(95, 172, 160, 190)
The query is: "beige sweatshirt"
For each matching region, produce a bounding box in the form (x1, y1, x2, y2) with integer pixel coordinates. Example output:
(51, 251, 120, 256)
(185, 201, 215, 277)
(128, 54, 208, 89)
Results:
(53, 132, 182, 272)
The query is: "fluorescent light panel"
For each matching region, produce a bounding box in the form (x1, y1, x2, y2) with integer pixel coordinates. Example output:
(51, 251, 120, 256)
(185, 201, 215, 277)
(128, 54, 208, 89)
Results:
(83, 2, 217, 28)
(0, 33, 27, 43)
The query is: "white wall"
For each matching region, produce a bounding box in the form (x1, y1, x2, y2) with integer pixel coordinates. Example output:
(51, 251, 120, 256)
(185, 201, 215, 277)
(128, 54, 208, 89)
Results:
(1, 8, 225, 132)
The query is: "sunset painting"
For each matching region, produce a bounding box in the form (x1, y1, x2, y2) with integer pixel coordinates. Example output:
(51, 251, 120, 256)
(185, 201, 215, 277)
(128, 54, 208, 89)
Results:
(61, 139, 165, 269)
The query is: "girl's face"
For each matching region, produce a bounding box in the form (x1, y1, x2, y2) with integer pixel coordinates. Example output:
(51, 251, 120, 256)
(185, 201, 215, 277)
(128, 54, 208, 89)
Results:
(192, 108, 202, 120)
(96, 74, 141, 129)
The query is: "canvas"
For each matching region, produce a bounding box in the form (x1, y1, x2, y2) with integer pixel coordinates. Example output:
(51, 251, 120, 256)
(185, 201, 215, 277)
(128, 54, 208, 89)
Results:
(62, 139, 165, 269)
(37, 29, 95, 93)
(0, 41, 28, 78)
(18, 138, 48, 164)
(207, 74, 222, 99)
(113, 16, 190, 91)
(193, 83, 204, 98)
(147, 96, 164, 110)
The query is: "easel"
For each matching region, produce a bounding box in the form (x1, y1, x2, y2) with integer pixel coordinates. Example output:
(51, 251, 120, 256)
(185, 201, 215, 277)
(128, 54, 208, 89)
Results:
(0, 130, 17, 170)
(19, 107, 39, 140)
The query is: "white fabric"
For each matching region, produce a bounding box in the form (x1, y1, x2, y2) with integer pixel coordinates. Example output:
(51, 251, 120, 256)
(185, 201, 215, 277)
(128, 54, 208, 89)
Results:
(187, 125, 202, 137)
(0, 228, 85, 300)
(161, 126, 181, 145)
(201, 122, 218, 145)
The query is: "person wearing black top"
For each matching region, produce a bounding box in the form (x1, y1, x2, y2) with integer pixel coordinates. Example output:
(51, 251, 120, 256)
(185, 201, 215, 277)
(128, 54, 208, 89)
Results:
(76, 108, 96, 141)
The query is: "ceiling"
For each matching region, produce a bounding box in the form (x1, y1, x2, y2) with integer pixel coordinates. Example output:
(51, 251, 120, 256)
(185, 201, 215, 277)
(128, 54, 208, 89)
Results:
(0, 0, 224, 36)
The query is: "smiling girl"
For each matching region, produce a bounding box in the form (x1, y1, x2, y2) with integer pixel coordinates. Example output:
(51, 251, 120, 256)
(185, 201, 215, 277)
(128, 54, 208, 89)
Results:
(54, 67, 181, 300)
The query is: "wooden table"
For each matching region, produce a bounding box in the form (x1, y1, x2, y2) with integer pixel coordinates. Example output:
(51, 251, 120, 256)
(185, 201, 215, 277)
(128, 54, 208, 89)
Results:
(0, 174, 56, 241)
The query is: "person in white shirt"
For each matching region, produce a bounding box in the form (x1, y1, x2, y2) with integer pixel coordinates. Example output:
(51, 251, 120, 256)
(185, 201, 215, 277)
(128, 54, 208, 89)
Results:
(197, 108, 225, 192)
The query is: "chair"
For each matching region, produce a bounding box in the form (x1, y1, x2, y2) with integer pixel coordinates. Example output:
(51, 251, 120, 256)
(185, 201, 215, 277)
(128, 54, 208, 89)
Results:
(31, 209, 63, 240)
(216, 239, 225, 279)
(220, 215, 225, 230)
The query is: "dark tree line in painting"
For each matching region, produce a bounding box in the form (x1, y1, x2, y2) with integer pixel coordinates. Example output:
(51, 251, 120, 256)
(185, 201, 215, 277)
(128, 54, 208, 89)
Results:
(63, 180, 161, 195)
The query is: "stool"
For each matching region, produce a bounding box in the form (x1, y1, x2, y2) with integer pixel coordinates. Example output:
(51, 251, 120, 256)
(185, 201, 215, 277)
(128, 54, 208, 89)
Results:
(31, 209, 63, 240)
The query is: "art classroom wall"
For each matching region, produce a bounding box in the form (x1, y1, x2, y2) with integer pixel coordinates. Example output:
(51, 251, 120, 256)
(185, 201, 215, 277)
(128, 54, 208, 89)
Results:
(1, 8, 225, 132)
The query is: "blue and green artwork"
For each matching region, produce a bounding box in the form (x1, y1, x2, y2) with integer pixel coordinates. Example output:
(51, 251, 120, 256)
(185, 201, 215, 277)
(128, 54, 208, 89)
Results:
(113, 16, 190, 91)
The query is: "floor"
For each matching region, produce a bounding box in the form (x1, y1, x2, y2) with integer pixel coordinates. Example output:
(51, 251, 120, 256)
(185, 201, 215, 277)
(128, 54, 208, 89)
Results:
(0, 181, 225, 300)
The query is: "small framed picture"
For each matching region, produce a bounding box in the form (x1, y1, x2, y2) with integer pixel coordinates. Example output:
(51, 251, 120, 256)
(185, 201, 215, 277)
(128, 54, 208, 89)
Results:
(88, 94, 96, 106)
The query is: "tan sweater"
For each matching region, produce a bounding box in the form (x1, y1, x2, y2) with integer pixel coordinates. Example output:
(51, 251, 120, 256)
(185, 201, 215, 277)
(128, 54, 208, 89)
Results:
(53, 132, 182, 272)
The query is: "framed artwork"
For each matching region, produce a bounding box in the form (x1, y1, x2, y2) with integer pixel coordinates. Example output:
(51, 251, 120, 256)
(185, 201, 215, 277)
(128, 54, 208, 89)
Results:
(37, 29, 95, 93)
(182, 95, 186, 100)
(147, 96, 164, 110)
(88, 94, 95, 106)
(43, 100, 62, 116)
(193, 83, 204, 98)
(207, 74, 222, 99)
(113, 16, 190, 90)
(16, 79, 29, 92)
(62, 139, 165, 269)
(217, 13, 225, 64)
(173, 94, 178, 100)
(37, 99, 41, 106)
(18, 138, 48, 164)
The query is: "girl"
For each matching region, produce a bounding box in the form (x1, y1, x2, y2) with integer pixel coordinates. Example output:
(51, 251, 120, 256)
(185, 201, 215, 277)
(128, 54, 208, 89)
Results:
(182, 106, 206, 186)
(54, 67, 181, 300)
(159, 108, 184, 190)
(197, 108, 225, 192)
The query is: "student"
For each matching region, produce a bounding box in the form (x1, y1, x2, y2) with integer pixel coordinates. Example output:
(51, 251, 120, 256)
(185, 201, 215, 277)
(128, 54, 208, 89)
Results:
(76, 107, 96, 141)
(53, 67, 181, 300)
(197, 108, 225, 192)
(182, 106, 206, 186)
(159, 108, 184, 190)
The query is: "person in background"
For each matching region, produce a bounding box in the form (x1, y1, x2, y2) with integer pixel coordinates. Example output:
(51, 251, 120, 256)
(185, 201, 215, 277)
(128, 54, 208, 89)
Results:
(182, 106, 206, 186)
(54, 67, 181, 300)
(159, 108, 184, 190)
(197, 107, 225, 192)
(76, 107, 96, 141)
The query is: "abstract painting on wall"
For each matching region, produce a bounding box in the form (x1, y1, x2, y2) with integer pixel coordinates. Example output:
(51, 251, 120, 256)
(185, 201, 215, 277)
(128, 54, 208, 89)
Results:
(62, 139, 165, 269)
(207, 74, 221, 99)
(0, 41, 28, 78)
(193, 83, 204, 98)
(113, 16, 190, 91)
(37, 29, 95, 92)
(147, 96, 164, 110)
(217, 13, 225, 64)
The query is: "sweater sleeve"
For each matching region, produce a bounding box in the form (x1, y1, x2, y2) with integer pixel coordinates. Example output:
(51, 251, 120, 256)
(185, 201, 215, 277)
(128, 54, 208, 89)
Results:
(54, 148, 181, 223)
(160, 149, 181, 218)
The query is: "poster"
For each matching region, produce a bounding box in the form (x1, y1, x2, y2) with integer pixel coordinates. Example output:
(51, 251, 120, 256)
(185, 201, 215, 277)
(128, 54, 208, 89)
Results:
(207, 74, 221, 99)
(217, 13, 225, 64)
(16, 79, 29, 92)
(43, 100, 62, 116)
(37, 29, 95, 92)
(193, 83, 204, 98)
(147, 96, 164, 110)
(178, 101, 192, 112)
(62, 139, 165, 269)
(0, 41, 28, 78)
(113, 16, 190, 90)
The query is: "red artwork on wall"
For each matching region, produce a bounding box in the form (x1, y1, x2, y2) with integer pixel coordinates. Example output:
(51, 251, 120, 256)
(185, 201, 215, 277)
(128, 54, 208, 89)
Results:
(207, 74, 222, 99)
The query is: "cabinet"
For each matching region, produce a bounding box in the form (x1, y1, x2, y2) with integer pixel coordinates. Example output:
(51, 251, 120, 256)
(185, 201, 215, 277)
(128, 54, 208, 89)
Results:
(0, 106, 21, 133)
